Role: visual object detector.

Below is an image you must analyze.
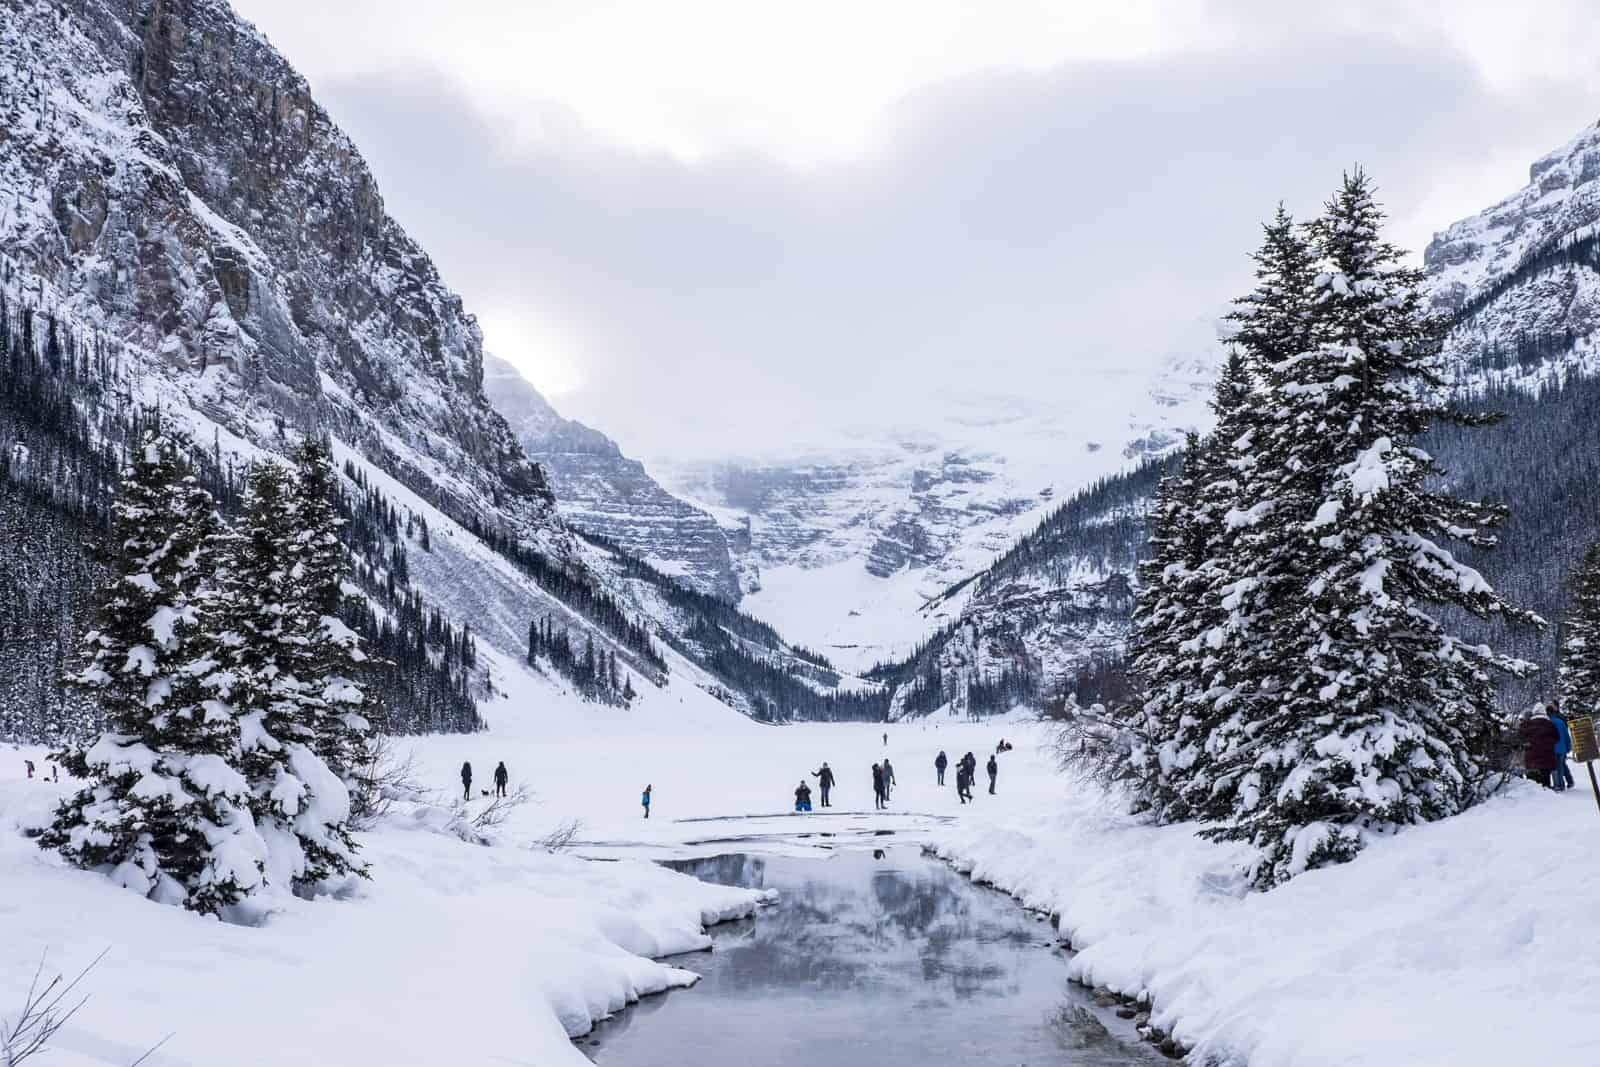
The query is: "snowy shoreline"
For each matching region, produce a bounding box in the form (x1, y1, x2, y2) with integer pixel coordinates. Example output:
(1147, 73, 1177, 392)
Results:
(0, 748, 776, 1067)
(9, 705, 1589, 1067)
(928, 762, 1595, 1067)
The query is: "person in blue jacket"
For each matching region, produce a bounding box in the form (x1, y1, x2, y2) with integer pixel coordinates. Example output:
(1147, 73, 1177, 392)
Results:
(642, 784, 652, 819)
(1549, 701, 1576, 792)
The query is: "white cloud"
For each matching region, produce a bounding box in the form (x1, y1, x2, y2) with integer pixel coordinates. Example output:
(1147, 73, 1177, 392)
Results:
(227, 0, 1600, 461)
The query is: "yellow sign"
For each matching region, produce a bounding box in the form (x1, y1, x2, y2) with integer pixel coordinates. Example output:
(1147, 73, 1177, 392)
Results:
(1571, 714, 1599, 764)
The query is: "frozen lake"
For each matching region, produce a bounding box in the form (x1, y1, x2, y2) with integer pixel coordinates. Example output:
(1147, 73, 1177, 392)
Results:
(578, 845, 1157, 1066)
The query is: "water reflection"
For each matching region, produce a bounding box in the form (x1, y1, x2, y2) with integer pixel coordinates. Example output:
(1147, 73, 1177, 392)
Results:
(582, 848, 1153, 1065)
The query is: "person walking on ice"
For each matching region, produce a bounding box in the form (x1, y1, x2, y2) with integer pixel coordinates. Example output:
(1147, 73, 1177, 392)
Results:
(812, 762, 836, 807)
(871, 762, 885, 810)
(935, 750, 947, 786)
(642, 784, 653, 819)
(460, 761, 472, 800)
(986, 754, 998, 795)
(493, 761, 509, 798)
(881, 758, 896, 800)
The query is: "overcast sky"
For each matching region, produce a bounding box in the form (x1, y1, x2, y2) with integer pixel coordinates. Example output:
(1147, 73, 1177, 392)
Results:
(233, 0, 1600, 462)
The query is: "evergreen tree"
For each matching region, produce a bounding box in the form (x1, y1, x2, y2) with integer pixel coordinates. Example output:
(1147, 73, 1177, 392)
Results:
(210, 460, 362, 890)
(288, 438, 372, 785)
(1118, 433, 1210, 818)
(1203, 172, 1539, 886)
(40, 430, 266, 914)
(1559, 542, 1600, 715)
(1172, 211, 1321, 825)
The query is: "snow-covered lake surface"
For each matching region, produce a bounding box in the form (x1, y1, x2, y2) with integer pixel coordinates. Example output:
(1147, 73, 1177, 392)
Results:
(580, 846, 1156, 1066)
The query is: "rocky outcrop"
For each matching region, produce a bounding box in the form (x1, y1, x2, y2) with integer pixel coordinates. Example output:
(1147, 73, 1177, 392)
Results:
(0, 0, 554, 535)
(482, 356, 740, 600)
(1426, 119, 1600, 315)
(1424, 118, 1600, 388)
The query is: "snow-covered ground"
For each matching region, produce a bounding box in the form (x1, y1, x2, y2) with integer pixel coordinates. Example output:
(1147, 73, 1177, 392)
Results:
(6, 649, 1593, 1066)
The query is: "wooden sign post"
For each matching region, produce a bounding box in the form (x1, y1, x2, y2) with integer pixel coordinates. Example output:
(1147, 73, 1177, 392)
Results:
(1569, 714, 1600, 813)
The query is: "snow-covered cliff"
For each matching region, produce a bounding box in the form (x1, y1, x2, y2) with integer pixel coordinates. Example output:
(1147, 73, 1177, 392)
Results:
(481, 355, 740, 601)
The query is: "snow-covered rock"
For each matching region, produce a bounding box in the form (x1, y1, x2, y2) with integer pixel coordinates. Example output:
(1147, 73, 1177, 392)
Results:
(0, 0, 557, 539)
(482, 355, 740, 601)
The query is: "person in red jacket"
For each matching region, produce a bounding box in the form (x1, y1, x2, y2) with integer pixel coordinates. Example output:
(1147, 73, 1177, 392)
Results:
(1520, 709, 1561, 788)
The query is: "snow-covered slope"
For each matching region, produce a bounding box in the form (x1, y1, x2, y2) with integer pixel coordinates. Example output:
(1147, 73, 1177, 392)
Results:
(0, 0, 877, 730)
(656, 341, 1222, 673)
(482, 355, 740, 601)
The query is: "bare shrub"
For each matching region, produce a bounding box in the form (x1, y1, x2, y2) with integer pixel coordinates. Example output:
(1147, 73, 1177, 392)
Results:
(436, 782, 533, 845)
(534, 818, 583, 853)
(349, 735, 426, 831)
(1046, 695, 1140, 793)
(468, 783, 531, 831)
(2, 949, 101, 1065)
(0, 950, 167, 1065)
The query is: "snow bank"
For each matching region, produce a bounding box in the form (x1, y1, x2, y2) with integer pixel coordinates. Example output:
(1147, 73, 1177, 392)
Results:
(0, 754, 771, 1066)
(933, 747, 1600, 1067)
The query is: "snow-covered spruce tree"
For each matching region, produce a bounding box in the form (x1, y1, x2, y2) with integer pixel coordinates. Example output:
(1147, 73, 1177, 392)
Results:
(288, 438, 373, 783)
(1168, 209, 1322, 826)
(1116, 433, 1211, 817)
(40, 429, 267, 914)
(284, 438, 370, 880)
(1155, 350, 1277, 823)
(208, 459, 363, 890)
(1204, 172, 1539, 887)
(1559, 542, 1600, 715)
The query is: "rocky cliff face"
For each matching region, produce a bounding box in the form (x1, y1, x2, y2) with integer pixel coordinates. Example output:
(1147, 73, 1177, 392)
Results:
(1, 0, 555, 537)
(482, 355, 740, 600)
(1425, 118, 1600, 387)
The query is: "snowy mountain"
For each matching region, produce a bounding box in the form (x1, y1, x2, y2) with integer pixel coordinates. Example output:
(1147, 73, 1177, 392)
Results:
(481, 355, 740, 601)
(655, 337, 1224, 674)
(877, 122, 1600, 716)
(0, 0, 877, 735)
(1427, 119, 1600, 387)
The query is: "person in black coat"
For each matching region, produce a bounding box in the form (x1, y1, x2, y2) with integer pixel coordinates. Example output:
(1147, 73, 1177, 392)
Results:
(812, 762, 836, 807)
(494, 761, 509, 798)
(955, 765, 971, 804)
(871, 762, 885, 810)
(460, 761, 472, 800)
(935, 750, 948, 786)
(986, 754, 998, 795)
(794, 781, 813, 812)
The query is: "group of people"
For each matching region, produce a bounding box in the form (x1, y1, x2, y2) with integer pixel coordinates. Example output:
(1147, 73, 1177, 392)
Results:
(1519, 701, 1579, 790)
(936, 750, 997, 803)
(459, 760, 510, 800)
(787, 743, 1007, 813)
(21, 759, 59, 782)
(790, 760, 868, 812)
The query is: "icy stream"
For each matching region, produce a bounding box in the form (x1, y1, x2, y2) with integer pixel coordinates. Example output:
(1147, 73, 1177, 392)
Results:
(576, 845, 1157, 1065)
